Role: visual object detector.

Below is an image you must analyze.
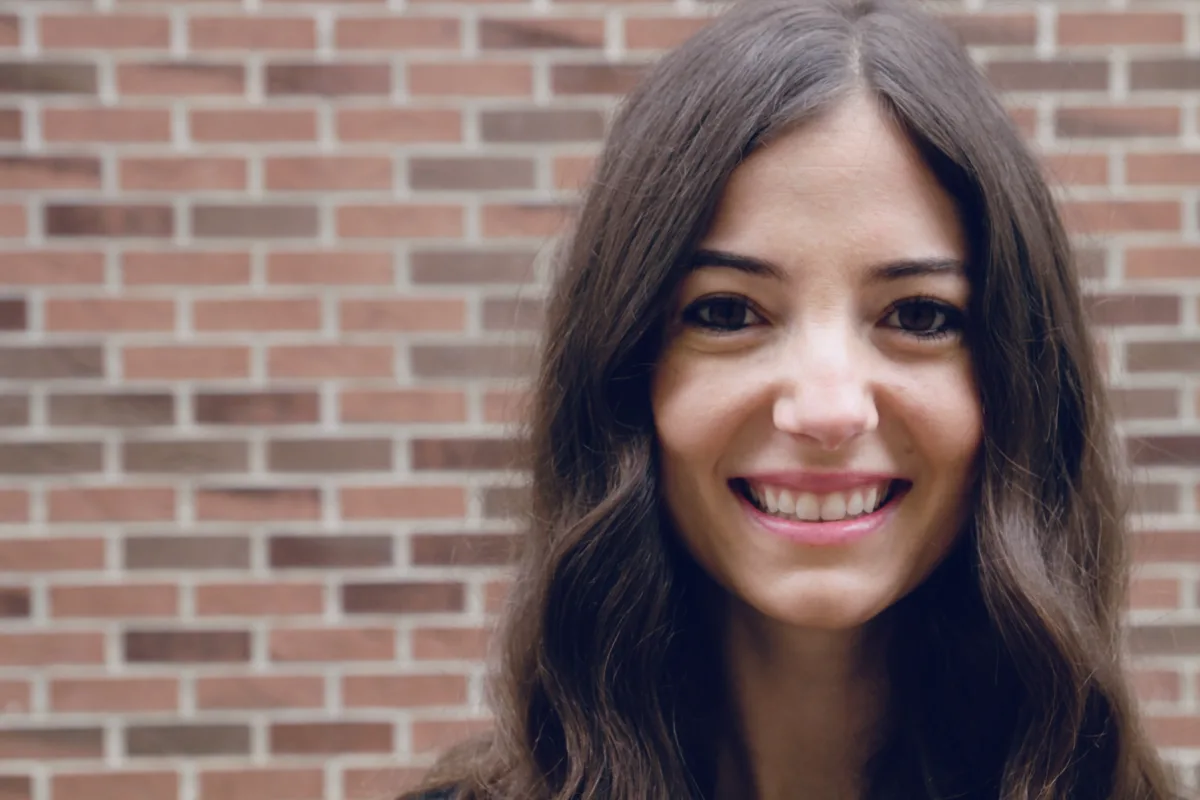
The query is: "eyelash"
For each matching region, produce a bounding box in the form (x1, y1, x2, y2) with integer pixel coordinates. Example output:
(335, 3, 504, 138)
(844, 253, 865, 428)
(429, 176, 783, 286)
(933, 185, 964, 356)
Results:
(679, 294, 965, 340)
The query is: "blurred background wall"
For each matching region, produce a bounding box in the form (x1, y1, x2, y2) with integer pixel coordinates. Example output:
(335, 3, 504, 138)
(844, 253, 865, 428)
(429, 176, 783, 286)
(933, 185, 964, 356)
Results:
(0, 0, 1197, 798)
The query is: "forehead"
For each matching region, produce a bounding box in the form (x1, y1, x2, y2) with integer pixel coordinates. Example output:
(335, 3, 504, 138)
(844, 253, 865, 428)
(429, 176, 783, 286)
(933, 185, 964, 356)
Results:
(701, 94, 967, 275)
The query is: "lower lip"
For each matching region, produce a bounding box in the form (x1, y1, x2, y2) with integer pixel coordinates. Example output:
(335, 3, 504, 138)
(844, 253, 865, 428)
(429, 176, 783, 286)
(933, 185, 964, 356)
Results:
(734, 485, 906, 546)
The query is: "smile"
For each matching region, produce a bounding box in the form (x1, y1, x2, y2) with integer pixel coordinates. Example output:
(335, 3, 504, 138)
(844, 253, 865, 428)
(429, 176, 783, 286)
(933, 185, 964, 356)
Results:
(728, 477, 911, 545)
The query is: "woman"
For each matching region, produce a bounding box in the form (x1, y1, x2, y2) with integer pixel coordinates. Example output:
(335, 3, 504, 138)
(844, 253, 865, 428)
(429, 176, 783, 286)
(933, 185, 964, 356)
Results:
(402, 0, 1178, 797)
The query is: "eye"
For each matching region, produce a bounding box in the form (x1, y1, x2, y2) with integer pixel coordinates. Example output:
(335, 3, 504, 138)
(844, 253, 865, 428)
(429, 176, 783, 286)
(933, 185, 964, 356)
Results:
(681, 295, 765, 332)
(882, 297, 964, 340)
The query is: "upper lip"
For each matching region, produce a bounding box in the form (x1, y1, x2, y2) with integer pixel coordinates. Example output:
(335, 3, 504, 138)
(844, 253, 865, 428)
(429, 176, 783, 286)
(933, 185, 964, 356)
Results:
(736, 471, 905, 492)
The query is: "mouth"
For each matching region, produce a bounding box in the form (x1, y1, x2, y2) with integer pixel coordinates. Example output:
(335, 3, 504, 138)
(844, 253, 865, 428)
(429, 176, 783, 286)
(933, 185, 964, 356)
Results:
(729, 477, 910, 523)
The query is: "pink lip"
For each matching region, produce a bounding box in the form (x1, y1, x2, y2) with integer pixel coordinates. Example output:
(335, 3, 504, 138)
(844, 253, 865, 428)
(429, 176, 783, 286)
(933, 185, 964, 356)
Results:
(737, 471, 903, 492)
(733, 482, 907, 547)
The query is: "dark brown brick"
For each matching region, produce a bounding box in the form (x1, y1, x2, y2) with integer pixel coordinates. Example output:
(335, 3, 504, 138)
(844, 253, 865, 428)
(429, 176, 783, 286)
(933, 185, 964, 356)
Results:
(0, 156, 101, 189)
(479, 18, 604, 49)
(481, 109, 606, 143)
(124, 630, 251, 663)
(483, 486, 525, 519)
(0, 62, 97, 94)
(126, 724, 250, 757)
(1056, 107, 1179, 139)
(409, 157, 534, 191)
(409, 249, 536, 284)
(0, 346, 103, 379)
(49, 393, 174, 426)
(551, 63, 646, 95)
(411, 438, 517, 471)
(0, 395, 28, 426)
(0, 108, 20, 141)
(45, 204, 173, 237)
(0, 587, 30, 618)
(125, 536, 251, 570)
(195, 392, 319, 425)
(483, 296, 543, 331)
(341, 582, 464, 614)
(1129, 625, 1200, 655)
(410, 532, 520, 566)
(269, 535, 393, 569)
(937, 12, 1037, 45)
(0, 442, 102, 474)
(985, 60, 1109, 91)
(1126, 436, 1200, 467)
(1084, 293, 1180, 326)
(1127, 341, 1200, 372)
(0, 728, 103, 760)
(268, 438, 391, 472)
(0, 776, 30, 798)
(270, 722, 392, 755)
(0, 298, 23, 330)
(1130, 59, 1200, 91)
(410, 344, 535, 379)
(1112, 388, 1179, 420)
(122, 440, 248, 474)
(192, 205, 318, 239)
(1132, 482, 1179, 516)
(266, 63, 390, 96)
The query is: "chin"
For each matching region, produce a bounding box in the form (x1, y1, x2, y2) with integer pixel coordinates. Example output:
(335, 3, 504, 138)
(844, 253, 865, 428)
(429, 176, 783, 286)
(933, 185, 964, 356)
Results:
(732, 573, 904, 632)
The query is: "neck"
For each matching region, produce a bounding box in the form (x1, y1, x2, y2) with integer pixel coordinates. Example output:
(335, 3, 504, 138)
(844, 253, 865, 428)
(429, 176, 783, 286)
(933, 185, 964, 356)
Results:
(715, 600, 890, 800)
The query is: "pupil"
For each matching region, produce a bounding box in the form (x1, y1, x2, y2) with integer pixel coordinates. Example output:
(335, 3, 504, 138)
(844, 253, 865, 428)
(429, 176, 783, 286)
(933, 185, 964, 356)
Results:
(707, 299, 744, 327)
(899, 303, 939, 331)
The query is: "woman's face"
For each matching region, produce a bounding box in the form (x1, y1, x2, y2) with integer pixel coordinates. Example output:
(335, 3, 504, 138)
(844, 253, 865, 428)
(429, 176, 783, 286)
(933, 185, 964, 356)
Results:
(652, 94, 982, 631)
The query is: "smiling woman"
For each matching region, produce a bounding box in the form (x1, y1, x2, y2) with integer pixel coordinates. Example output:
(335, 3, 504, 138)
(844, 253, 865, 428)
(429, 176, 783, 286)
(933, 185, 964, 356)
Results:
(398, 0, 1178, 799)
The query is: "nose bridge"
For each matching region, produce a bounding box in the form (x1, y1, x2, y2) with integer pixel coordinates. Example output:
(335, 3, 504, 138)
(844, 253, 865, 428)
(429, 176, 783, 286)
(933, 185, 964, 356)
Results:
(773, 317, 877, 448)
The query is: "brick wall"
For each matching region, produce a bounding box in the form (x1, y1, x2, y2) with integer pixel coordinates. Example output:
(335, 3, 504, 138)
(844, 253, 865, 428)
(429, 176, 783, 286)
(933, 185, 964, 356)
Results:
(0, 0, 1196, 798)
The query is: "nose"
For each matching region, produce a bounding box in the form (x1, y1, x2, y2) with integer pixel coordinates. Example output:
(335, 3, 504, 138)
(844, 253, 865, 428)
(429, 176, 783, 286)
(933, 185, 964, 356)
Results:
(771, 324, 879, 451)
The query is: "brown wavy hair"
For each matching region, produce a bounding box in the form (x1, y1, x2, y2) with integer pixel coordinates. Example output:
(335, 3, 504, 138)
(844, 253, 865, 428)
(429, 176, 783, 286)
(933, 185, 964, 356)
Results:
(402, 0, 1177, 797)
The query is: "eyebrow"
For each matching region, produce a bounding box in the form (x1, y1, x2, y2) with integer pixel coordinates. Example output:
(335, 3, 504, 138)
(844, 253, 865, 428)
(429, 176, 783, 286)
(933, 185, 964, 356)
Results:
(688, 248, 966, 282)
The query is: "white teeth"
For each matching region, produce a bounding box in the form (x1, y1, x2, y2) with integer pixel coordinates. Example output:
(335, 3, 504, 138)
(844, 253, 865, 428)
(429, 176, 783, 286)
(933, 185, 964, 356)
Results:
(795, 492, 820, 521)
(819, 493, 846, 521)
(744, 480, 895, 523)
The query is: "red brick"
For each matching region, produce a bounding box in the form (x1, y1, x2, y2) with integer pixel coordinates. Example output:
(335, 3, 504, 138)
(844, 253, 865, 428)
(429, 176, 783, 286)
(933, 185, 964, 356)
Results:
(45, 298, 174, 332)
(339, 389, 467, 423)
(268, 345, 394, 379)
(0, 156, 101, 190)
(120, 157, 246, 191)
(267, 251, 393, 285)
(42, 108, 171, 143)
(409, 249, 536, 284)
(48, 487, 175, 523)
(485, 579, 509, 613)
(196, 676, 324, 711)
(986, 59, 1109, 92)
(265, 156, 393, 191)
(410, 532, 519, 566)
(195, 392, 319, 425)
(342, 674, 467, 707)
(0, 679, 31, 713)
(270, 722, 392, 755)
(1058, 13, 1184, 46)
(410, 626, 489, 660)
(199, 769, 324, 800)
(336, 17, 460, 49)
(339, 298, 465, 331)
(0, 204, 25, 236)
(0, 16, 18, 48)
(337, 108, 461, 143)
(411, 719, 490, 753)
(553, 154, 595, 190)
(1125, 246, 1200, 280)
(50, 584, 177, 618)
(1130, 577, 1180, 610)
(482, 203, 570, 237)
(339, 486, 465, 520)
(270, 627, 395, 662)
(51, 772, 178, 800)
(190, 109, 317, 142)
(0, 251, 104, 285)
(125, 536, 250, 571)
(552, 63, 645, 95)
(1145, 717, 1200, 748)
(337, 204, 462, 238)
(117, 62, 245, 96)
(481, 17, 604, 49)
(190, 16, 317, 50)
(1126, 152, 1200, 186)
(193, 298, 322, 331)
(1055, 106, 1179, 139)
(195, 583, 324, 616)
(0, 633, 105, 667)
(407, 62, 532, 96)
(266, 63, 390, 95)
(624, 17, 712, 50)
(122, 251, 252, 285)
(40, 14, 171, 49)
(123, 346, 250, 380)
(1133, 669, 1180, 704)
(344, 768, 425, 800)
(195, 488, 320, 522)
(1060, 200, 1180, 235)
(50, 678, 178, 713)
(342, 582, 464, 614)
(0, 728, 103, 760)
(193, 204, 318, 239)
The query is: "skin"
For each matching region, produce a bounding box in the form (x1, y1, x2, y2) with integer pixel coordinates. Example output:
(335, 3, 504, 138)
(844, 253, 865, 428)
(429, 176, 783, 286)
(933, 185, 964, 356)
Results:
(651, 93, 983, 799)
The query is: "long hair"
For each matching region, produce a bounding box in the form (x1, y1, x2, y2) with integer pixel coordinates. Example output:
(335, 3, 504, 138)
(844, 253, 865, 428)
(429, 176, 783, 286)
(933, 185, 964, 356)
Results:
(403, 0, 1176, 797)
